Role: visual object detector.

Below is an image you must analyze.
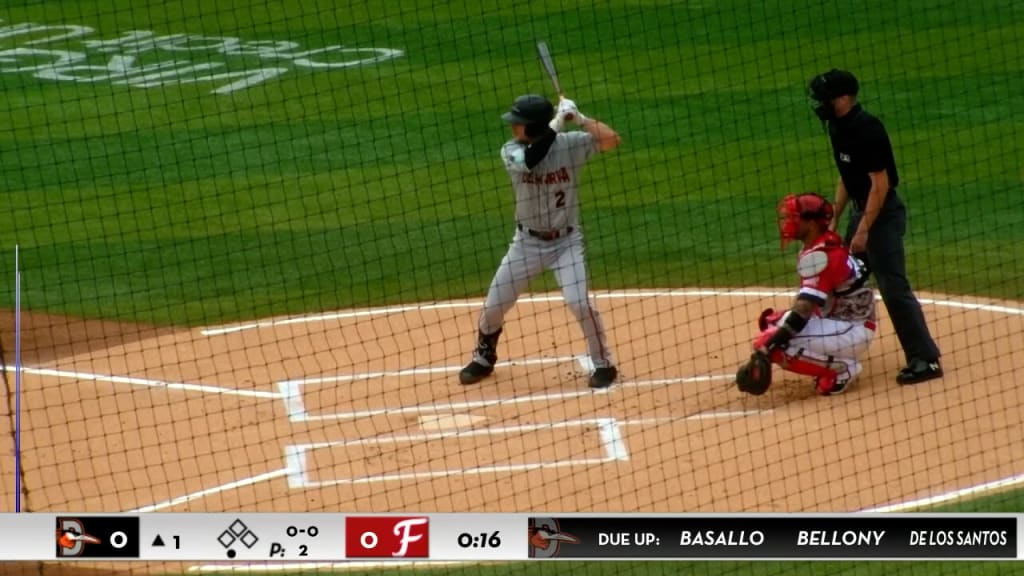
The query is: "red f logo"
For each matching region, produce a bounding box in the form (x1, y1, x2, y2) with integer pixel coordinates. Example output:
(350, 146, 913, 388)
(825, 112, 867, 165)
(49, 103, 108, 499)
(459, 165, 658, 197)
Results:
(391, 518, 428, 557)
(346, 517, 430, 558)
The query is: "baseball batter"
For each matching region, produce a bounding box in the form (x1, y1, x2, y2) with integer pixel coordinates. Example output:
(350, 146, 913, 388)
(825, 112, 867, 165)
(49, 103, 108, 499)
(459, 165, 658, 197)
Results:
(752, 193, 877, 395)
(459, 94, 621, 388)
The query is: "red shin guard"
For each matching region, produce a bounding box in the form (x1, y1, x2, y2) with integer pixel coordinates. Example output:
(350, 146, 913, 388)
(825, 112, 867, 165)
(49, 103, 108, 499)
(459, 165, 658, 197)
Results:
(766, 348, 838, 380)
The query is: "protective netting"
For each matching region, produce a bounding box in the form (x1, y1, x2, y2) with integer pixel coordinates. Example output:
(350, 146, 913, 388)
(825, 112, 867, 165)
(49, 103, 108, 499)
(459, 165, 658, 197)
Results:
(1, 0, 1021, 574)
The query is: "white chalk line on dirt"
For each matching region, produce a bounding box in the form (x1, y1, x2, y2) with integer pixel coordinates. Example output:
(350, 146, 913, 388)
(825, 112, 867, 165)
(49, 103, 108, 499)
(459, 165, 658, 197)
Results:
(4, 365, 282, 399)
(918, 298, 1024, 316)
(279, 372, 736, 422)
(289, 418, 624, 450)
(284, 426, 608, 489)
(300, 459, 617, 487)
(173, 289, 1019, 546)
(130, 468, 291, 513)
(285, 417, 631, 489)
(198, 289, 1024, 337)
(284, 411, 766, 488)
(599, 417, 630, 460)
(281, 355, 581, 386)
(860, 472, 1024, 513)
(198, 289, 795, 335)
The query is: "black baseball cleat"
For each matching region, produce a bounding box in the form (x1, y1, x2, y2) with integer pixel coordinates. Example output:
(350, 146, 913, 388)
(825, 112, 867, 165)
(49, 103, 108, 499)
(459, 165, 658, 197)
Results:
(589, 366, 618, 389)
(896, 359, 943, 385)
(459, 360, 494, 385)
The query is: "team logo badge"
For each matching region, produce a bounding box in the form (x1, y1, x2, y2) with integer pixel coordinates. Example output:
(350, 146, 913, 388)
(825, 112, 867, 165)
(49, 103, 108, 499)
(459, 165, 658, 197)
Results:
(345, 516, 429, 558)
(529, 517, 579, 558)
(56, 519, 102, 557)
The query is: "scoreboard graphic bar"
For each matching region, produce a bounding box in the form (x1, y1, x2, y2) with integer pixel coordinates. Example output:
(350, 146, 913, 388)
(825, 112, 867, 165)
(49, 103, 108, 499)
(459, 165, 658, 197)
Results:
(527, 516, 1017, 559)
(0, 514, 1018, 561)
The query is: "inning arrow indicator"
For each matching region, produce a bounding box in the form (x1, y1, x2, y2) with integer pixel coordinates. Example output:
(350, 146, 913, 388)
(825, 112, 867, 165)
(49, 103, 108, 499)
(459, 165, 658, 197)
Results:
(152, 535, 165, 547)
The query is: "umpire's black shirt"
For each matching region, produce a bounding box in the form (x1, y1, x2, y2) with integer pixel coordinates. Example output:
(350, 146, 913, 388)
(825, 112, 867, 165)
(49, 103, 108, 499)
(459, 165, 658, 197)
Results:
(828, 104, 902, 213)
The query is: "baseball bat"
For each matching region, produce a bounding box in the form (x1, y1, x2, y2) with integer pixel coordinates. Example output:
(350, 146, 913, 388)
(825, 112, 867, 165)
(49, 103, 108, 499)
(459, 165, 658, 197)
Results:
(536, 41, 574, 121)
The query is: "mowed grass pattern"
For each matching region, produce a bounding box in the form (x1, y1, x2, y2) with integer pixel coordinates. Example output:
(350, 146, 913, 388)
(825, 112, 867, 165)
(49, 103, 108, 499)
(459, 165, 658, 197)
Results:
(1, 0, 1021, 324)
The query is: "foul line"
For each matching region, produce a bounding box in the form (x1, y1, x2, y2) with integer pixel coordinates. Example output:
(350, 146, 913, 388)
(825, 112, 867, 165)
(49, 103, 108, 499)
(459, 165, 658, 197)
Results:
(130, 468, 291, 513)
(860, 472, 1024, 513)
(918, 298, 1024, 316)
(199, 289, 794, 335)
(199, 289, 1024, 337)
(5, 365, 281, 399)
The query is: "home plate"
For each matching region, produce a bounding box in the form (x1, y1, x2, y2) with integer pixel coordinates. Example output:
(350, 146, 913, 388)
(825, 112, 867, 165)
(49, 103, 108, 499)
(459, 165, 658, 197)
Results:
(419, 414, 487, 431)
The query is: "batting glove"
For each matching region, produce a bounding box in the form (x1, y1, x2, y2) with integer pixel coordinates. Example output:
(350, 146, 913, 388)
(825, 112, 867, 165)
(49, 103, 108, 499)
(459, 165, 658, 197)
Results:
(548, 113, 566, 132)
(558, 97, 586, 125)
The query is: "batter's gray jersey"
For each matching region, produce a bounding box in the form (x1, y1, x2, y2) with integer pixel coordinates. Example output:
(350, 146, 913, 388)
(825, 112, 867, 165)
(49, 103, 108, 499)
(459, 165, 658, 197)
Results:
(500, 131, 599, 231)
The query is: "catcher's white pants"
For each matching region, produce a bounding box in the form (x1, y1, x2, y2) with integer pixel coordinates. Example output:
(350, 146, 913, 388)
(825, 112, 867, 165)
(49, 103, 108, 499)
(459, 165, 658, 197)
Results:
(781, 316, 876, 381)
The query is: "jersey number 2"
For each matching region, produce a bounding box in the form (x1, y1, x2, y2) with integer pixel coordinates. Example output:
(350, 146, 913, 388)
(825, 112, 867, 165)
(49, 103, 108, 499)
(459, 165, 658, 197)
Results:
(554, 190, 566, 208)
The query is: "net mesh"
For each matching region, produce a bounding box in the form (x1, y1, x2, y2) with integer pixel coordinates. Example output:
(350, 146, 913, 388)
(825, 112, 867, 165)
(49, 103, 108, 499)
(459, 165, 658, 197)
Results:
(0, 0, 1021, 574)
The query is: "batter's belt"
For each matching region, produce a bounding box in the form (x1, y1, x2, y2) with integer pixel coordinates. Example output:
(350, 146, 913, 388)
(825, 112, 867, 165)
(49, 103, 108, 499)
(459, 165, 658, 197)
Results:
(517, 223, 574, 241)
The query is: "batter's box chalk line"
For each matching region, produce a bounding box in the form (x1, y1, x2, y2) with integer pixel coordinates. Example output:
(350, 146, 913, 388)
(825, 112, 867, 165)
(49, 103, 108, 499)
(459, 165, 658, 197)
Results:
(282, 418, 629, 488)
(277, 355, 737, 423)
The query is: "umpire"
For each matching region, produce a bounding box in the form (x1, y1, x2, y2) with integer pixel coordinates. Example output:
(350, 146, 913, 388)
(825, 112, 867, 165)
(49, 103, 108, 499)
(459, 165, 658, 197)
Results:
(808, 69, 942, 385)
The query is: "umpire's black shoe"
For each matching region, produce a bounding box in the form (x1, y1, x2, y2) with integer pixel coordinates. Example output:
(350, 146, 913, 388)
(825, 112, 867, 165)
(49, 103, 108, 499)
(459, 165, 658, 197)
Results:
(897, 359, 943, 385)
(459, 360, 494, 385)
(589, 366, 618, 389)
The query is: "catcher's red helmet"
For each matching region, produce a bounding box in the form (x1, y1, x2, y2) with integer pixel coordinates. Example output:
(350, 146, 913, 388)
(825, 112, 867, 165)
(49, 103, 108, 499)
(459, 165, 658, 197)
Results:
(777, 193, 833, 248)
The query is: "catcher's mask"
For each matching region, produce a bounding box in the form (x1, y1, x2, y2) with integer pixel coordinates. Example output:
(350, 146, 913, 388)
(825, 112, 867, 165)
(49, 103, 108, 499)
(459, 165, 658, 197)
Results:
(808, 69, 859, 122)
(777, 193, 834, 249)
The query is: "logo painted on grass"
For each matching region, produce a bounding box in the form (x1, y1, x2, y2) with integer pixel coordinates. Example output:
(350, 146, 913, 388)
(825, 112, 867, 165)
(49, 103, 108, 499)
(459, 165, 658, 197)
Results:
(0, 19, 403, 94)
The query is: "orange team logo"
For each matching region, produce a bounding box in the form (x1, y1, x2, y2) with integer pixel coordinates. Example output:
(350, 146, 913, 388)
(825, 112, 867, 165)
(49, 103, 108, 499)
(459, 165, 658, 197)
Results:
(529, 518, 579, 558)
(57, 523, 101, 557)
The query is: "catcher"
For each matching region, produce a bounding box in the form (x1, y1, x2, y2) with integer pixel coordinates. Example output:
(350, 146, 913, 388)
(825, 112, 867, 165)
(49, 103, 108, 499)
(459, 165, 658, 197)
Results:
(737, 193, 877, 396)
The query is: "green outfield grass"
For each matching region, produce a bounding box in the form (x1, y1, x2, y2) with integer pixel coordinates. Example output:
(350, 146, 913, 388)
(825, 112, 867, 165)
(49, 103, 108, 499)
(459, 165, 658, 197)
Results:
(3, 6, 1022, 576)
(0, 0, 1021, 325)
(280, 561, 1022, 576)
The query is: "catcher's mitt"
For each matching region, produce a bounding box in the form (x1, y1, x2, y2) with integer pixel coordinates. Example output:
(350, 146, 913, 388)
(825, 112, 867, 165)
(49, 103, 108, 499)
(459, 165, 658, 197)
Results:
(736, 351, 772, 395)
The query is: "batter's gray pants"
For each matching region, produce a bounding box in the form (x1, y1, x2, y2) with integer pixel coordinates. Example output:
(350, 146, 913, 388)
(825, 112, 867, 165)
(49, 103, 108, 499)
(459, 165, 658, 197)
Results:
(476, 228, 613, 368)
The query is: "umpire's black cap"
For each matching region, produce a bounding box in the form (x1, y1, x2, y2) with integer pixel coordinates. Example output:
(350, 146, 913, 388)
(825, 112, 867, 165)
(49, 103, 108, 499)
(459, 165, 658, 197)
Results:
(809, 69, 859, 101)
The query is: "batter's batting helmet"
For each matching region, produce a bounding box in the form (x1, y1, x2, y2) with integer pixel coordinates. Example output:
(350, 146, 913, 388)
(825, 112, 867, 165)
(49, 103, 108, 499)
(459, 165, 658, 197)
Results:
(808, 69, 859, 102)
(502, 94, 555, 125)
